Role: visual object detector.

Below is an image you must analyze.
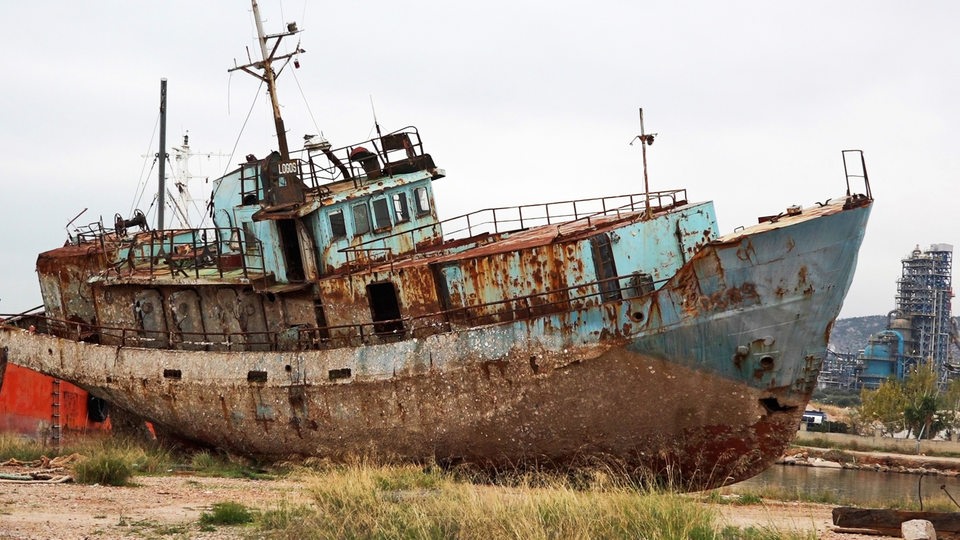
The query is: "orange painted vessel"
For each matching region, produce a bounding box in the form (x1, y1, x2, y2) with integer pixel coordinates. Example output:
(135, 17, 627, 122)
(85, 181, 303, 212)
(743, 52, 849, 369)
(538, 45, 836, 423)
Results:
(0, 362, 108, 441)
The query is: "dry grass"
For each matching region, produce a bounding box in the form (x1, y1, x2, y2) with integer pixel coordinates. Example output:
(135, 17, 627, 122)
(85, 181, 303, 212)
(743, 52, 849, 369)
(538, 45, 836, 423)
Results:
(253, 461, 814, 540)
(0, 435, 816, 538)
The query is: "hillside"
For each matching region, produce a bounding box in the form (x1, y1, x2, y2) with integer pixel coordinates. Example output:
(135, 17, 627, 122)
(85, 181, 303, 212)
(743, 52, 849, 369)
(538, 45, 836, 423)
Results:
(828, 315, 886, 354)
(828, 315, 960, 355)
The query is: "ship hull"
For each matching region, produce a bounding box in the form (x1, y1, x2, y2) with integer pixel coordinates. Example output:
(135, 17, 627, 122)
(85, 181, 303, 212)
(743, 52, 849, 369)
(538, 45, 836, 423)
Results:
(0, 361, 108, 441)
(0, 199, 871, 489)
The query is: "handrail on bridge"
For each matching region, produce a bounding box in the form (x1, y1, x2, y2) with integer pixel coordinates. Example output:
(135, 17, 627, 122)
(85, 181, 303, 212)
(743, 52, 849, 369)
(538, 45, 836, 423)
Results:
(339, 189, 688, 267)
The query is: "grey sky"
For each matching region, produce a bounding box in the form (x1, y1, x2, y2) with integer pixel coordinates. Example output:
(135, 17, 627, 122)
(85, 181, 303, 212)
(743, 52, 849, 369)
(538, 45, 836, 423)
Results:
(1, 1, 957, 319)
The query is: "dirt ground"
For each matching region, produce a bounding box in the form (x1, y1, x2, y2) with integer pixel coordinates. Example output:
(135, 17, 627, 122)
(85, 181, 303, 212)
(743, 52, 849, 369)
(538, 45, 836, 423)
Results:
(0, 471, 899, 540)
(715, 501, 897, 540)
(0, 473, 310, 539)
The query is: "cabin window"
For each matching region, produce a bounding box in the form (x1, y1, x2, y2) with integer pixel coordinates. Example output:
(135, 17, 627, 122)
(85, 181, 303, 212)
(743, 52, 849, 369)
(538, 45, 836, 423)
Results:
(414, 187, 430, 216)
(353, 202, 371, 235)
(329, 209, 346, 238)
(393, 192, 410, 223)
(372, 198, 392, 231)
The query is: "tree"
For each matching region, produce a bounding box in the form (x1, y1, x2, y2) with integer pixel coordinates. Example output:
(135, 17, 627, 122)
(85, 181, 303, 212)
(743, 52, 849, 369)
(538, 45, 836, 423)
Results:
(942, 377, 960, 434)
(858, 361, 958, 439)
(859, 377, 907, 435)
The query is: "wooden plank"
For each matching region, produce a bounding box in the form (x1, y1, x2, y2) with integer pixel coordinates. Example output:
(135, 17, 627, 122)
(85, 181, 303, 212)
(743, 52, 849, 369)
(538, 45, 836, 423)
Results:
(831, 526, 895, 537)
(833, 506, 960, 532)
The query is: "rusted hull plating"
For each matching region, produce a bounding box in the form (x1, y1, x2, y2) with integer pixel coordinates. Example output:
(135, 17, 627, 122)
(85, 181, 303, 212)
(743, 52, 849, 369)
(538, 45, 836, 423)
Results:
(0, 200, 871, 489)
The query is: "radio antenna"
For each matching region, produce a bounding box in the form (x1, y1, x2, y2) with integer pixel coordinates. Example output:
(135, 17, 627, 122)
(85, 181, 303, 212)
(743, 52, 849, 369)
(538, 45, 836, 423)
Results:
(370, 94, 383, 139)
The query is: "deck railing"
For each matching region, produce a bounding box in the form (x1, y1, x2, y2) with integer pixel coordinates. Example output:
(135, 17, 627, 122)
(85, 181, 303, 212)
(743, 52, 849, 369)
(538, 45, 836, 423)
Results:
(108, 227, 265, 280)
(6, 272, 663, 353)
(341, 189, 688, 268)
(238, 126, 431, 202)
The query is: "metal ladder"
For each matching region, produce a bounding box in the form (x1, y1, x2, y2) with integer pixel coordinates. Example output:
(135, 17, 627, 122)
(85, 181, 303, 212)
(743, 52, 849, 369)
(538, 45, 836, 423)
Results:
(50, 379, 62, 447)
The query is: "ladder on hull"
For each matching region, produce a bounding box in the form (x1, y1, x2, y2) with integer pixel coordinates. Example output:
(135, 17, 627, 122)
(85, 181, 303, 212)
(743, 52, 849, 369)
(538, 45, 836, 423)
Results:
(50, 379, 62, 448)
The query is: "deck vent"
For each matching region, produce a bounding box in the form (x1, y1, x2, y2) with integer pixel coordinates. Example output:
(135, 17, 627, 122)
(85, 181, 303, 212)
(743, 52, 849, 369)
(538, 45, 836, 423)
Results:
(329, 368, 352, 381)
(247, 370, 268, 383)
(163, 369, 182, 380)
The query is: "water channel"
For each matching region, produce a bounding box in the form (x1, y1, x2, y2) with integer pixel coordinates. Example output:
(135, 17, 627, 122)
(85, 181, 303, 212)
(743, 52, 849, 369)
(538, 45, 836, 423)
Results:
(727, 464, 960, 508)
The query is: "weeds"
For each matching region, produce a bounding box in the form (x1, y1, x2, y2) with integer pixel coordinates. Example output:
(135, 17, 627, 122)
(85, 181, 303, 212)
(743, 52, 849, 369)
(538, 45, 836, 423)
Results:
(199, 501, 254, 526)
(0, 434, 50, 461)
(732, 493, 764, 505)
(0, 434, 275, 483)
(73, 452, 133, 486)
(715, 485, 844, 506)
(189, 450, 273, 479)
(719, 526, 816, 540)
(250, 462, 813, 540)
(0, 435, 835, 538)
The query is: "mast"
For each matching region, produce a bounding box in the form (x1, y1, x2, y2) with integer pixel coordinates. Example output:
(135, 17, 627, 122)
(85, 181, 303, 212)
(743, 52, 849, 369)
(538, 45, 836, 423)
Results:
(229, 0, 303, 160)
(631, 108, 657, 220)
(157, 78, 168, 229)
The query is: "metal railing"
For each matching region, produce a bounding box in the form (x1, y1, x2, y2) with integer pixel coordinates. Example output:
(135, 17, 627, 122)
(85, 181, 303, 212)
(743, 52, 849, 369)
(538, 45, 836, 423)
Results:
(340, 189, 688, 268)
(841, 149, 872, 201)
(13, 272, 663, 353)
(109, 227, 265, 280)
(236, 127, 430, 203)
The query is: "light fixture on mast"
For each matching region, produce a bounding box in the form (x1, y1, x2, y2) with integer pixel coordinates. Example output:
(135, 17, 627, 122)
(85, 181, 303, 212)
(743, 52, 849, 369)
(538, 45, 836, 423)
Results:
(228, 1, 305, 160)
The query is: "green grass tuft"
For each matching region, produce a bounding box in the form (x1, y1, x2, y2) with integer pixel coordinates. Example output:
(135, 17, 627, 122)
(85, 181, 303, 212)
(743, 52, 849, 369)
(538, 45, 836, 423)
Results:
(73, 452, 134, 486)
(734, 493, 764, 505)
(199, 501, 254, 526)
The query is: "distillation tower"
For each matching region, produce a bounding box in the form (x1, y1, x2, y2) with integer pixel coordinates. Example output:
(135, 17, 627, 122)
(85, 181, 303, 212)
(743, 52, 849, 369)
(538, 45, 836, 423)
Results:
(856, 244, 956, 388)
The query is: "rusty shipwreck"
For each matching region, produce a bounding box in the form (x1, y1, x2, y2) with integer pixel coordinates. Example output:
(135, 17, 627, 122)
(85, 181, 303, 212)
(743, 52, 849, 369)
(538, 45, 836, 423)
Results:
(0, 3, 873, 489)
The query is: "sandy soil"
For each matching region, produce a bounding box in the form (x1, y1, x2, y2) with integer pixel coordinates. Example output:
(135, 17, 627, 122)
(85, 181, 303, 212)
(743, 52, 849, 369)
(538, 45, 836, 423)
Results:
(0, 471, 900, 540)
(714, 501, 898, 540)
(0, 473, 311, 540)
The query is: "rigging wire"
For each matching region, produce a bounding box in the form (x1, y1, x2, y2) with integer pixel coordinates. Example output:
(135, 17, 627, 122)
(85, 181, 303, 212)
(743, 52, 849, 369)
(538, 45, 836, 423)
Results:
(283, 1, 321, 135)
(199, 2, 312, 228)
(199, 77, 266, 229)
(134, 158, 158, 218)
(131, 112, 162, 217)
(290, 56, 322, 136)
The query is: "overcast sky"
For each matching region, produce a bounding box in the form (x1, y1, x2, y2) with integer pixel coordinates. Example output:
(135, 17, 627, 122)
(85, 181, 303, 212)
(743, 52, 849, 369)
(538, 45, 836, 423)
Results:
(1, 1, 957, 320)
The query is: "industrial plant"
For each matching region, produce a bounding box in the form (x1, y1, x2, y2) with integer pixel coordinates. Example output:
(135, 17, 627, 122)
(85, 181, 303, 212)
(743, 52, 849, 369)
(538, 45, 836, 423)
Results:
(822, 244, 960, 390)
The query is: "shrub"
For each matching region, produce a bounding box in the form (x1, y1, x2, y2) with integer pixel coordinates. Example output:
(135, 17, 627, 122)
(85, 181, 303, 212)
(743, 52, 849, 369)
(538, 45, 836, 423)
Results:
(73, 453, 134, 486)
(199, 501, 254, 525)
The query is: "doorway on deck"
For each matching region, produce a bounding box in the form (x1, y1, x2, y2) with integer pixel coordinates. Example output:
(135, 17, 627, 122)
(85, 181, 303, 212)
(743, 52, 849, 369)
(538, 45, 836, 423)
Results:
(367, 282, 404, 336)
(277, 219, 305, 282)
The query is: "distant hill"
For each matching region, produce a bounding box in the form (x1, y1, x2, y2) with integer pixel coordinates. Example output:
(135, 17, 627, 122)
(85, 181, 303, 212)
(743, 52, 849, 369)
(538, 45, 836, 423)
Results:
(828, 315, 886, 355)
(828, 315, 960, 356)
